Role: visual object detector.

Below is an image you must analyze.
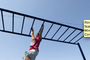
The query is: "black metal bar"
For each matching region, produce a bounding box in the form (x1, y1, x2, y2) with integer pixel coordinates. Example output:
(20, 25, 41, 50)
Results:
(77, 43, 86, 60)
(0, 29, 31, 37)
(1, 10, 5, 30)
(29, 18, 35, 35)
(44, 23, 53, 38)
(38, 21, 45, 33)
(12, 13, 14, 32)
(75, 36, 84, 43)
(63, 29, 76, 41)
(0, 8, 83, 31)
(0, 29, 77, 45)
(51, 26, 62, 39)
(69, 31, 82, 42)
(0, 8, 84, 46)
(21, 16, 25, 34)
(57, 27, 69, 40)
(41, 37, 77, 45)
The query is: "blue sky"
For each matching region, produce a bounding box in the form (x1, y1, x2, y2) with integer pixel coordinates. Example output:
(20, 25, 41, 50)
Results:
(0, 0, 90, 60)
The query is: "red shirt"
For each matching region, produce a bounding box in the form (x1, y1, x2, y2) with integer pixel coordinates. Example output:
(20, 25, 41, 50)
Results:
(29, 36, 41, 51)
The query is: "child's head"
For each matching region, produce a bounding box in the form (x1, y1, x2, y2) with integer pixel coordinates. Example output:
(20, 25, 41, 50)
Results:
(35, 33, 39, 38)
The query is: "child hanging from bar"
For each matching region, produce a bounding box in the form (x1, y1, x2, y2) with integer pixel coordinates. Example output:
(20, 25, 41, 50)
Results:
(22, 24, 44, 60)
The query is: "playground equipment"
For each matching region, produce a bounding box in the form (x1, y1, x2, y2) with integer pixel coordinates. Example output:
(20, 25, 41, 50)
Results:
(0, 8, 86, 60)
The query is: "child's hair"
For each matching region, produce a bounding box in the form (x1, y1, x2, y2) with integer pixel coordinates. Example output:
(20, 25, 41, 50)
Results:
(37, 33, 39, 36)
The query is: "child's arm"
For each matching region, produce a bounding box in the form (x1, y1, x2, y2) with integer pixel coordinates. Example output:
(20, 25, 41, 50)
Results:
(39, 24, 44, 38)
(31, 28, 35, 39)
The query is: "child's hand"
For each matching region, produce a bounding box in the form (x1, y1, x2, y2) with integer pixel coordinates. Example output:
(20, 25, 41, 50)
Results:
(42, 24, 44, 26)
(31, 28, 33, 31)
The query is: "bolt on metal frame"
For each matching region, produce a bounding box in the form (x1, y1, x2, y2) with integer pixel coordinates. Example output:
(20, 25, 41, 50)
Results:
(0, 8, 86, 60)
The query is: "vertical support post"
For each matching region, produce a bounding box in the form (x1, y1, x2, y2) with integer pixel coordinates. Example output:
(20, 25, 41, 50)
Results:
(69, 31, 82, 42)
(51, 25, 62, 39)
(77, 43, 86, 60)
(21, 16, 25, 34)
(12, 13, 14, 32)
(63, 29, 76, 41)
(57, 27, 69, 41)
(44, 23, 53, 38)
(74, 36, 84, 43)
(1, 10, 5, 30)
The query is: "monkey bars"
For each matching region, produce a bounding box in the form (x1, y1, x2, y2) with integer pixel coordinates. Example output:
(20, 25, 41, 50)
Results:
(0, 8, 86, 60)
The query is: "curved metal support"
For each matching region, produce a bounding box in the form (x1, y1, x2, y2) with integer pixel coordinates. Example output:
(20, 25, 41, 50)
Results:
(77, 43, 86, 60)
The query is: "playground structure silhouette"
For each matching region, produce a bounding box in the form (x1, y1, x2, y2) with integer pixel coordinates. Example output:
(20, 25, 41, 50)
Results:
(0, 8, 86, 60)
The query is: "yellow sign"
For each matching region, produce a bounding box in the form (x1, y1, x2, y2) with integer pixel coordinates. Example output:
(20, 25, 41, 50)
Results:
(84, 20, 90, 37)
(84, 20, 90, 25)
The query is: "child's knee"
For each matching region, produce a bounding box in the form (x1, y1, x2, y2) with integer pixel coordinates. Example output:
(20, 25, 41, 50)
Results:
(25, 56, 31, 60)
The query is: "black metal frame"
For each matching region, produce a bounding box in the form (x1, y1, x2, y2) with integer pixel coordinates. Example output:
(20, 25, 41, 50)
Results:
(77, 43, 86, 60)
(0, 8, 86, 60)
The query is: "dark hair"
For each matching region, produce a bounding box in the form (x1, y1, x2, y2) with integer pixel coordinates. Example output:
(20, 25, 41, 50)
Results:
(37, 33, 39, 36)
(35, 33, 39, 37)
